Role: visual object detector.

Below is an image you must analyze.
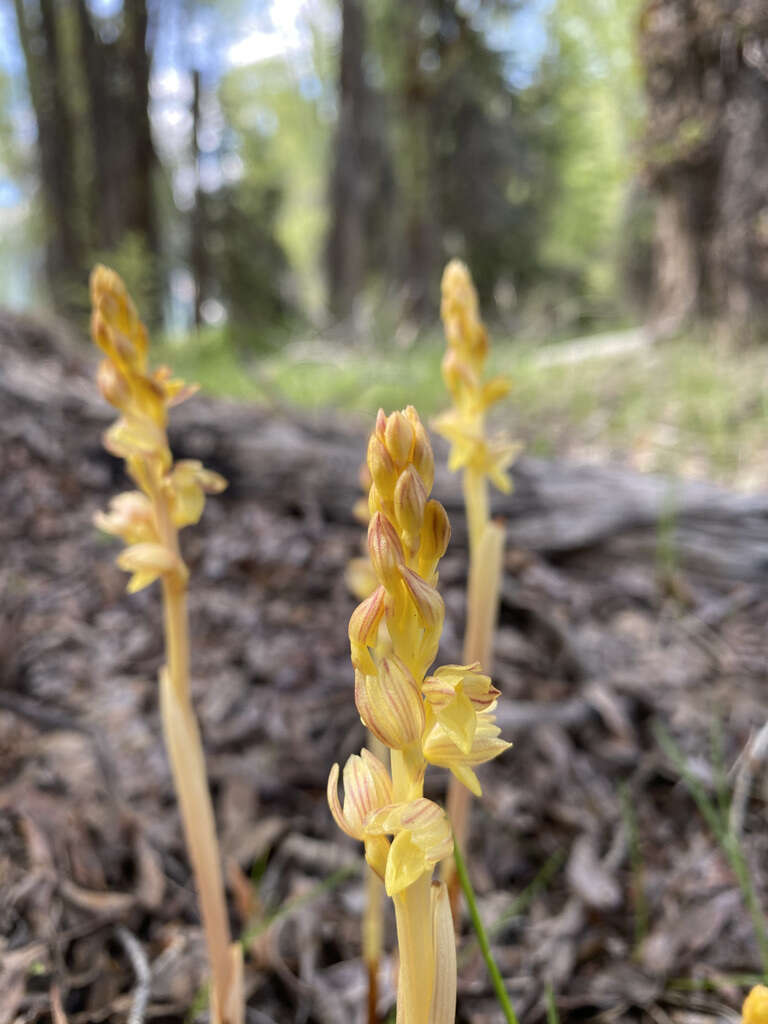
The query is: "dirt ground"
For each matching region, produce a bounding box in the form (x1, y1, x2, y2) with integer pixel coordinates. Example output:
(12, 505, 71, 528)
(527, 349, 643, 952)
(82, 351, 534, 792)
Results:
(2, 313, 767, 1024)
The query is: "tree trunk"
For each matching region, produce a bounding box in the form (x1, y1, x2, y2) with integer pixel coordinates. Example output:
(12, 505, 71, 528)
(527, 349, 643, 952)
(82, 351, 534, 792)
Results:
(75, 0, 157, 256)
(326, 0, 370, 323)
(399, 0, 437, 323)
(191, 68, 208, 329)
(640, 0, 768, 340)
(13, 0, 85, 313)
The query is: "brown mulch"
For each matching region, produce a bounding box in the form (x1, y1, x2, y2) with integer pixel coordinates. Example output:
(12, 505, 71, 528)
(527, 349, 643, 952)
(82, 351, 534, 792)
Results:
(1, 311, 767, 1024)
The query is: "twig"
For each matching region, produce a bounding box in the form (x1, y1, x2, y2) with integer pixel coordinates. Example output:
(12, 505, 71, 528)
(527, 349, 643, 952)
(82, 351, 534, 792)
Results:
(452, 836, 519, 1024)
(730, 720, 768, 839)
(117, 926, 151, 1024)
(50, 984, 70, 1024)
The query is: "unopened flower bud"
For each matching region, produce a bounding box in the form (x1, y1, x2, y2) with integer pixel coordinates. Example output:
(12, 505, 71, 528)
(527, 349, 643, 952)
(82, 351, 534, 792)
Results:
(349, 585, 387, 674)
(384, 411, 414, 468)
(406, 408, 435, 493)
(394, 466, 427, 553)
(419, 500, 451, 574)
(368, 512, 405, 588)
(401, 566, 444, 632)
(367, 433, 398, 502)
(375, 408, 388, 439)
(97, 358, 131, 409)
(354, 657, 425, 750)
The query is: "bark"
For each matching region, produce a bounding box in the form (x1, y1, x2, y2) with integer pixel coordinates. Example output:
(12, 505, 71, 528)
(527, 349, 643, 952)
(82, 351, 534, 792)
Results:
(640, 0, 768, 339)
(13, 0, 85, 312)
(399, 0, 437, 323)
(191, 68, 208, 328)
(326, 0, 370, 322)
(4, 309, 768, 587)
(75, 0, 157, 255)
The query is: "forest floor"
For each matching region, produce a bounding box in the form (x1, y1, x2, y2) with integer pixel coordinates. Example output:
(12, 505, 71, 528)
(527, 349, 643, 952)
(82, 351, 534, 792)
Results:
(158, 323, 768, 492)
(3, 312, 768, 1024)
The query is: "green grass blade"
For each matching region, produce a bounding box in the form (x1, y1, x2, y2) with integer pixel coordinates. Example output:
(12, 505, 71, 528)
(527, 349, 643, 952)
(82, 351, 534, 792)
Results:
(452, 835, 520, 1024)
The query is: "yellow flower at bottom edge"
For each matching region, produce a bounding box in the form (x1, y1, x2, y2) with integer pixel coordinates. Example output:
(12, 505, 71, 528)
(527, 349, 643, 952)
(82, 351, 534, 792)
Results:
(744, 985, 768, 1023)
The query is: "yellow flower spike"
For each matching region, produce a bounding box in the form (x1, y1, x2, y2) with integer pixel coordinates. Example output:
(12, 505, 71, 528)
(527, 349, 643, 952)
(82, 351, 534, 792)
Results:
(90, 265, 147, 367)
(744, 985, 768, 1023)
(91, 267, 241, 1024)
(332, 405, 509, 1024)
(435, 260, 517, 918)
(434, 260, 517, 516)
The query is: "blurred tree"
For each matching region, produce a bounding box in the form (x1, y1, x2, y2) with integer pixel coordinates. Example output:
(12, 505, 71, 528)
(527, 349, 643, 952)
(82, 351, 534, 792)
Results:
(326, 0, 370, 321)
(76, 0, 156, 256)
(219, 54, 327, 325)
(13, 0, 85, 312)
(12, 0, 159, 319)
(329, 0, 555, 323)
(531, 0, 641, 327)
(640, 0, 768, 339)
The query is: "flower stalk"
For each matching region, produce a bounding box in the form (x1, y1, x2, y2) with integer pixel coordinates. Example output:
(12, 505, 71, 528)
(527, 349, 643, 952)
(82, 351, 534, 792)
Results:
(433, 260, 519, 916)
(329, 407, 510, 1022)
(89, 266, 242, 1024)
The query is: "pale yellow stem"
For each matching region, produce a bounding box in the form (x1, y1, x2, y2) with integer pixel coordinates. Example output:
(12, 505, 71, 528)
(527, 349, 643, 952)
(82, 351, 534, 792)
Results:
(462, 466, 488, 558)
(160, 577, 243, 1024)
(442, 518, 505, 916)
(463, 520, 505, 672)
(394, 872, 435, 1024)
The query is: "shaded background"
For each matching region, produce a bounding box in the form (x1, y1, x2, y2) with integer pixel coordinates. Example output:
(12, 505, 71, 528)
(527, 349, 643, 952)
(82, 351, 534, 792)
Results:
(6, 0, 755, 343)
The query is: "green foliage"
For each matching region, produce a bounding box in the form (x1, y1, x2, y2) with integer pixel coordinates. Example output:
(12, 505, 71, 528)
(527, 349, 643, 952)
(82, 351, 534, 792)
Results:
(219, 51, 332, 321)
(531, 0, 643, 318)
(655, 723, 768, 978)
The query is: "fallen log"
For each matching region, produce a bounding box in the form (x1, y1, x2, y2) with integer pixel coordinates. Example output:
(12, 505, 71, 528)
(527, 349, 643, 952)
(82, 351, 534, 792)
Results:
(3, 309, 768, 584)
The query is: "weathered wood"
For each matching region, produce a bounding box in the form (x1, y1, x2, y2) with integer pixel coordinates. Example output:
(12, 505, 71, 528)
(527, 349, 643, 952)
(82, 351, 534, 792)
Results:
(4, 310, 768, 583)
